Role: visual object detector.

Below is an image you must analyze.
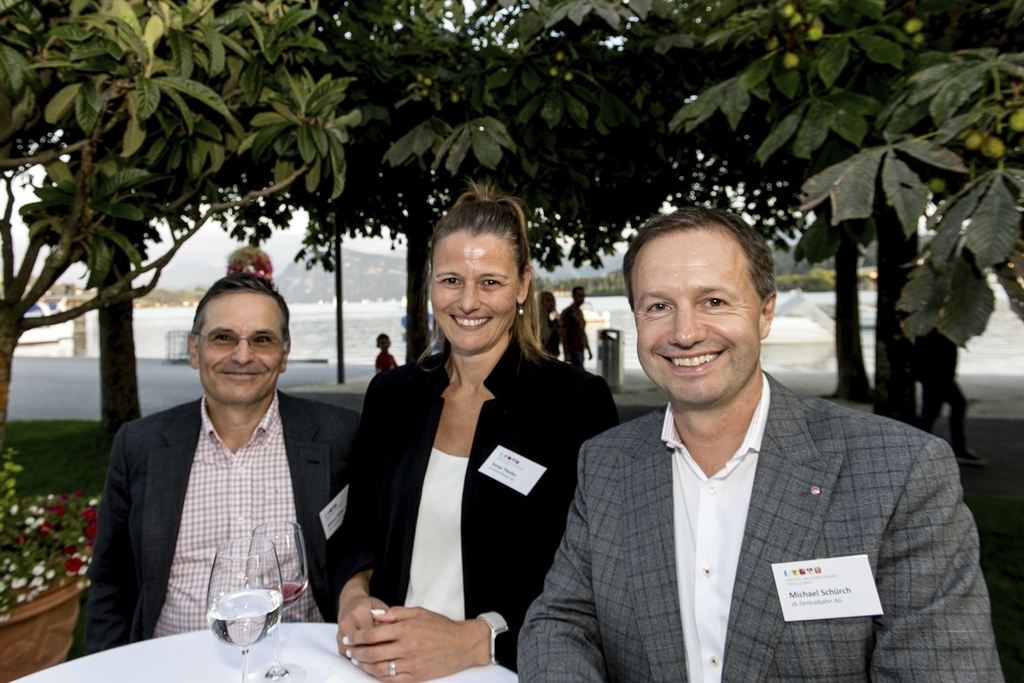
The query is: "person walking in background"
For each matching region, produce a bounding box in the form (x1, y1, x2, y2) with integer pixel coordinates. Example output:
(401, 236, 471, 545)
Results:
(915, 328, 986, 466)
(538, 291, 561, 358)
(375, 333, 398, 373)
(560, 286, 592, 367)
(334, 183, 618, 679)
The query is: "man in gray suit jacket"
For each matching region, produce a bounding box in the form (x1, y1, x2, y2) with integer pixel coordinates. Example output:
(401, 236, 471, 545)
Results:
(519, 208, 1002, 681)
(85, 274, 359, 652)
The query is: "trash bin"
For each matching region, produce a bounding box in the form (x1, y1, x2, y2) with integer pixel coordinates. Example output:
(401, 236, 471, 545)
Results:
(599, 329, 624, 391)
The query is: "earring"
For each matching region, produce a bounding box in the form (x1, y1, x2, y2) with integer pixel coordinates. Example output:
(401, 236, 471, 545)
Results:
(517, 303, 524, 315)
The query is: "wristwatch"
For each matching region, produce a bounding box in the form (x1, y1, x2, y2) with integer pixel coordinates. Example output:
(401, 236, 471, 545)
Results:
(476, 611, 508, 665)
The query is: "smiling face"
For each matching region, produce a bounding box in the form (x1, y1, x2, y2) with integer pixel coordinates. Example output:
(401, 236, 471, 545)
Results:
(431, 231, 530, 364)
(632, 228, 775, 417)
(188, 291, 289, 413)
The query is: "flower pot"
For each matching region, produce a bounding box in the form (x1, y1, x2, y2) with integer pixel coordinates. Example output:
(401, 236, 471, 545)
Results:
(0, 580, 84, 683)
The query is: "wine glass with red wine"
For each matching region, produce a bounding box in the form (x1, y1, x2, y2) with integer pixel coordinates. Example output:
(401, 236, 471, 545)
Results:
(252, 522, 308, 682)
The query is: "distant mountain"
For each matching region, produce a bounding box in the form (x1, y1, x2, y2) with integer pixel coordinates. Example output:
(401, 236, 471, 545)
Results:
(276, 250, 407, 302)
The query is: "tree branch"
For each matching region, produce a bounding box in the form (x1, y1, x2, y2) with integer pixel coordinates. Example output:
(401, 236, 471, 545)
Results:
(8, 231, 45, 305)
(19, 275, 160, 331)
(0, 139, 93, 172)
(1, 176, 14, 293)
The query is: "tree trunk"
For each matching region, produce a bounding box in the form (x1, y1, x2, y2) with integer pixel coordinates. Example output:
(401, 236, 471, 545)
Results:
(0, 325, 16, 457)
(873, 215, 918, 423)
(404, 222, 430, 364)
(99, 298, 140, 433)
(833, 225, 872, 402)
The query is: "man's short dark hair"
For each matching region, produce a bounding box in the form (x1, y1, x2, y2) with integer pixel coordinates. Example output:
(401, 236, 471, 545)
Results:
(377, 333, 390, 343)
(622, 207, 776, 309)
(191, 273, 290, 341)
(572, 286, 585, 296)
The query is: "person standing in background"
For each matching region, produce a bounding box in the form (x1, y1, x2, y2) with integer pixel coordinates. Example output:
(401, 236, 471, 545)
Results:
(560, 286, 592, 368)
(538, 291, 561, 358)
(375, 333, 399, 373)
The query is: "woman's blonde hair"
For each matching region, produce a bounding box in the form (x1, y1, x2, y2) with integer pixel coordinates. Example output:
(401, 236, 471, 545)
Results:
(421, 182, 546, 365)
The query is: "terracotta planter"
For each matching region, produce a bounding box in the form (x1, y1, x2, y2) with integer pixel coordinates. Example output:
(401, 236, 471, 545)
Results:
(0, 580, 84, 683)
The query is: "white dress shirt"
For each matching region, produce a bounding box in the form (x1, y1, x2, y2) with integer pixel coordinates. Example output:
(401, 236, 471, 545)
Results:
(663, 375, 770, 683)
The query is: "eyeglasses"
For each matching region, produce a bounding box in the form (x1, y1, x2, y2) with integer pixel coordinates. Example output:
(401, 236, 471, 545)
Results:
(194, 331, 288, 353)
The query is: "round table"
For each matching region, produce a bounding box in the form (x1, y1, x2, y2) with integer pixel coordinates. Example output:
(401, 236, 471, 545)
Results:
(13, 623, 518, 683)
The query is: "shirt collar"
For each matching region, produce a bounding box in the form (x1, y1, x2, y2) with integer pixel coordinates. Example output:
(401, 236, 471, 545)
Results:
(200, 392, 282, 452)
(660, 373, 771, 468)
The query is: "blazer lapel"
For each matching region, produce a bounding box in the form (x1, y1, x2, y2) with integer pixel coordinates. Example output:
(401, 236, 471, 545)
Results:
(722, 378, 845, 681)
(279, 393, 331, 583)
(141, 403, 201, 638)
(623, 412, 688, 682)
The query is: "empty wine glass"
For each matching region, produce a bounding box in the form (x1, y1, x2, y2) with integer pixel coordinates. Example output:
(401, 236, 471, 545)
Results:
(252, 521, 309, 682)
(207, 536, 284, 683)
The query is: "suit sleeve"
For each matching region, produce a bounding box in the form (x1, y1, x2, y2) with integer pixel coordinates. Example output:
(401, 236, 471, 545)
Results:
(84, 424, 138, 653)
(870, 438, 1004, 682)
(518, 441, 610, 682)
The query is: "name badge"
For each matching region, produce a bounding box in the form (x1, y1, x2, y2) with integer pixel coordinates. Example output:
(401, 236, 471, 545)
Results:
(478, 446, 547, 496)
(318, 485, 348, 540)
(771, 554, 883, 622)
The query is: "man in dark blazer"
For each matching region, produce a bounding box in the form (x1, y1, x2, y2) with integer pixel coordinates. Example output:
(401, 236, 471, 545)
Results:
(85, 274, 358, 653)
(519, 208, 1002, 681)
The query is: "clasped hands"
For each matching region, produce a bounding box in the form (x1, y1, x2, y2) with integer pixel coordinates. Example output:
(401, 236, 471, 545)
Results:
(336, 587, 490, 681)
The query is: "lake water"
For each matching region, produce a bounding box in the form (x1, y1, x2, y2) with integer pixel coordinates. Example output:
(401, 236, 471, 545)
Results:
(37, 292, 1024, 375)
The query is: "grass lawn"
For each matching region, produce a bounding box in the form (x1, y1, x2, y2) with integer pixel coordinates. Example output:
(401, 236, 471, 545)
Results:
(4, 420, 1022, 677)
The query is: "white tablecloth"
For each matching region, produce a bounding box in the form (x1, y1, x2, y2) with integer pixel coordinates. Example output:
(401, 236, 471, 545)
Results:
(14, 623, 518, 683)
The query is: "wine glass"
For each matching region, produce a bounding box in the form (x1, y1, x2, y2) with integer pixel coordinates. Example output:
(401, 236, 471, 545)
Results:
(207, 536, 284, 683)
(253, 521, 309, 683)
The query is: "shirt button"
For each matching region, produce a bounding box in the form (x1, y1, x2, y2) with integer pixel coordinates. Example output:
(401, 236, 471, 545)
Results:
(237, 466, 245, 473)
(702, 566, 711, 577)
(708, 485, 717, 495)
(236, 516, 246, 525)
(709, 656, 721, 667)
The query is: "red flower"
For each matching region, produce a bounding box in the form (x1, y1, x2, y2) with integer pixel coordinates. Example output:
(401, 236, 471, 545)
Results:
(52, 504, 65, 517)
(15, 533, 28, 545)
(39, 520, 52, 537)
(61, 545, 77, 556)
(82, 508, 97, 522)
(64, 557, 83, 573)
(85, 522, 97, 539)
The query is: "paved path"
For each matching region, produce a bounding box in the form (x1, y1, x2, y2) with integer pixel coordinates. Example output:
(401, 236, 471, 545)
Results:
(8, 358, 1022, 499)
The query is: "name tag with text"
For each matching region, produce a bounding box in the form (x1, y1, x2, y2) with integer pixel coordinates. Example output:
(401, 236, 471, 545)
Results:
(771, 554, 883, 622)
(318, 485, 348, 540)
(478, 446, 546, 496)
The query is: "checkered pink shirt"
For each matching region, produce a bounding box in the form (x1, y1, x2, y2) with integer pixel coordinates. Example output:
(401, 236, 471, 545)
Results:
(153, 394, 322, 637)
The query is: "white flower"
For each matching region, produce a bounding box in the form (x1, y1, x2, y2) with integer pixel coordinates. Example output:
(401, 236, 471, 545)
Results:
(16, 594, 25, 603)
(44, 570, 55, 580)
(89, 498, 98, 506)
(0, 581, 6, 591)
(31, 564, 44, 576)
(9, 504, 17, 515)
(10, 577, 27, 589)
(24, 516, 36, 526)
(29, 577, 43, 588)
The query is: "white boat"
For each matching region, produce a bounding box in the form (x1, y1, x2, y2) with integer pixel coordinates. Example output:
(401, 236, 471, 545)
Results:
(15, 299, 77, 358)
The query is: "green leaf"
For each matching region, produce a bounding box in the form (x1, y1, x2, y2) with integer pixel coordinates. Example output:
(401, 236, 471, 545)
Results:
(850, 0, 885, 20)
(966, 175, 1020, 267)
(108, 0, 142, 35)
(853, 35, 904, 69)
(938, 259, 994, 345)
(794, 217, 841, 264)
(907, 63, 964, 105)
(298, 124, 317, 165)
(720, 79, 750, 131)
(756, 105, 805, 165)
(305, 155, 321, 193)
(135, 75, 160, 120)
(541, 91, 565, 129)
(143, 14, 164, 58)
(250, 123, 290, 162)
(771, 68, 801, 100)
(793, 101, 829, 159)
(564, 93, 588, 128)
(45, 160, 75, 185)
(653, 33, 696, 54)
(669, 79, 730, 133)
(899, 264, 948, 336)
(486, 68, 515, 89)
(75, 81, 101, 134)
(168, 29, 194, 80)
(738, 57, 773, 92)
(470, 125, 502, 169)
(96, 228, 143, 268)
(828, 105, 867, 147)
(156, 76, 243, 137)
(927, 63, 987, 127)
(444, 126, 472, 175)
(44, 83, 82, 124)
(830, 148, 886, 224)
(520, 67, 542, 93)
(994, 262, 1024, 323)
(817, 37, 850, 89)
(881, 152, 929, 237)
(202, 24, 225, 76)
(86, 236, 114, 289)
(268, 7, 316, 40)
(122, 114, 146, 157)
(927, 178, 989, 268)
(894, 139, 968, 173)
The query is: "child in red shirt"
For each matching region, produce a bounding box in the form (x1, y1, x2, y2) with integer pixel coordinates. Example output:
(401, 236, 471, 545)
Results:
(375, 333, 398, 373)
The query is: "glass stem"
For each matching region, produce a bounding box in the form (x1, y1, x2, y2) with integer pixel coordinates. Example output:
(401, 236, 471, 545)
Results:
(241, 649, 250, 683)
(273, 621, 284, 666)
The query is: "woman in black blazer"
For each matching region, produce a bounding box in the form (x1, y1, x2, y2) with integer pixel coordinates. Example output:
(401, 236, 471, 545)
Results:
(335, 184, 619, 679)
